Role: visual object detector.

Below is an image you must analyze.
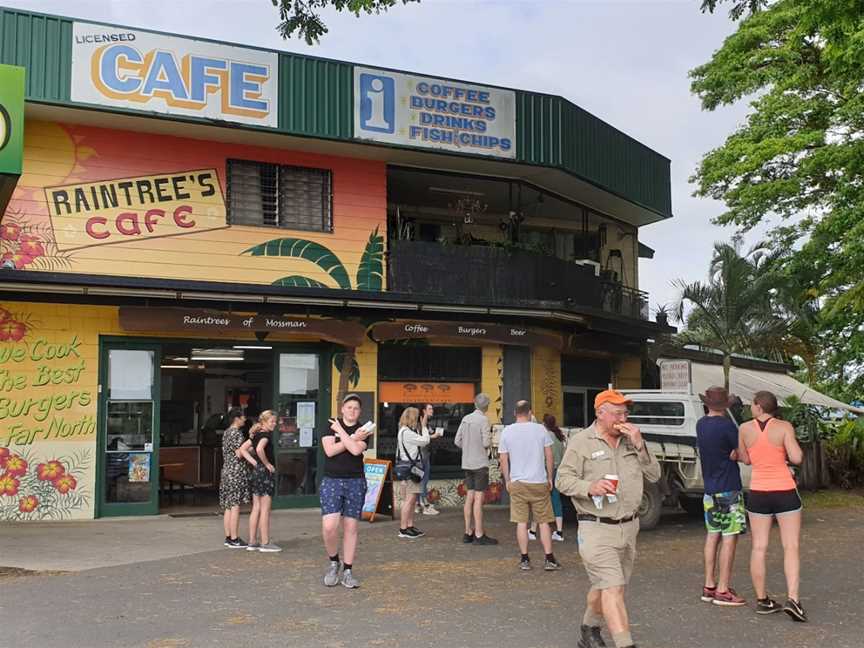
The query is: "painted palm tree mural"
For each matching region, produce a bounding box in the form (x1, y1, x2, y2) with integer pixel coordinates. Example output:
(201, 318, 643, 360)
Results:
(241, 227, 384, 292)
(241, 227, 384, 398)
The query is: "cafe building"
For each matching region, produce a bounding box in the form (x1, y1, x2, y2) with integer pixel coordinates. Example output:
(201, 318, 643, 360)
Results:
(0, 8, 673, 520)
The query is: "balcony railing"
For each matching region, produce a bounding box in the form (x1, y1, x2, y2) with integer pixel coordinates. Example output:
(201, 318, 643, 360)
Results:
(387, 240, 649, 320)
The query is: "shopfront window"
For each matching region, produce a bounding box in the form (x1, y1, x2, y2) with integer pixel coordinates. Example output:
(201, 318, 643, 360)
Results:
(104, 349, 157, 506)
(275, 353, 320, 496)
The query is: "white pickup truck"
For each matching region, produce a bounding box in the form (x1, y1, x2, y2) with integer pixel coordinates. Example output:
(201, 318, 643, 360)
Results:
(616, 389, 750, 530)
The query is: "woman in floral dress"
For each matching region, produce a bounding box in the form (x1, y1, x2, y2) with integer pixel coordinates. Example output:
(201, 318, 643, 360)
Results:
(221, 408, 253, 548)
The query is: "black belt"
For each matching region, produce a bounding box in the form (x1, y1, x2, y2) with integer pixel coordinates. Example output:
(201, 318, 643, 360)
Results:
(577, 513, 638, 524)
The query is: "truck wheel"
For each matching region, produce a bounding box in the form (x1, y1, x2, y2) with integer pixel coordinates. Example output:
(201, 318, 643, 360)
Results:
(638, 481, 663, 530)
(679, 496, 703, 518)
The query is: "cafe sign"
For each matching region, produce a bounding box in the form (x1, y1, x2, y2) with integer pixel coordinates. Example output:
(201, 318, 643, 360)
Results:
(118, 307, 366, 346)
(370, 321, 562, 349)
(71, 21, 278, 128)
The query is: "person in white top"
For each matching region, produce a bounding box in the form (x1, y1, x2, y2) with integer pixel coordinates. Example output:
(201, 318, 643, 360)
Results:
(396, 407, 430, 539)
(499, 400, 561, 572)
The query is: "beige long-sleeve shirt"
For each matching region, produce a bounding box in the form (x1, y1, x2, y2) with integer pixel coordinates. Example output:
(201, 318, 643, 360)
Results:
(556, 422, 661, 519)
(454, 409, 491, 470)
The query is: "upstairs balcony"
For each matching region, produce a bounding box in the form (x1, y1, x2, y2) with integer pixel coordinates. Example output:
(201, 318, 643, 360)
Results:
(387, 239, 649, 320)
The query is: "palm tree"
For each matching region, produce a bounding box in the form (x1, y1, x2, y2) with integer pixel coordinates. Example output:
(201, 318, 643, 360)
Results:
(673, 239, 787, 390)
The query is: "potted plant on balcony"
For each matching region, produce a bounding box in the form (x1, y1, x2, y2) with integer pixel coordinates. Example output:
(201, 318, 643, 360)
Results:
(655, 303, 670, 327)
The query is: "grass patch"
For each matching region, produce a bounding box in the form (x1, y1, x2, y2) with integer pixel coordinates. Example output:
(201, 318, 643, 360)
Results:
(801, 489, 864, 509)
(0, 566, 68, 579)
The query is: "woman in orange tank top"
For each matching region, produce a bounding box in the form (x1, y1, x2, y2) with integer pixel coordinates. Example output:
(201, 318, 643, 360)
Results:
(738, 391, 806, 622)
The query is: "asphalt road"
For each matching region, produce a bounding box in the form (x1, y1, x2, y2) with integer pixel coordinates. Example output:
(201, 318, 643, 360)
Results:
(2, 506, 862, 648)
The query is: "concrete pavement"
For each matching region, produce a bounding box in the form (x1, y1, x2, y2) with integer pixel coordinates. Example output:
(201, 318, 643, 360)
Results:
(1, 504, 863, 647)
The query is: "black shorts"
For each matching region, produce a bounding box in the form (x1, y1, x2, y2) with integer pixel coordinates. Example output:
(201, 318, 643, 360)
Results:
(746, 489, 802, 517)
(464, 467, 489, 492)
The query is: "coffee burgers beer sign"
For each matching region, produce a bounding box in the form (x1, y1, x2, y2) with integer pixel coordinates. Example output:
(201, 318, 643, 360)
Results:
(371, 321, 562, 349)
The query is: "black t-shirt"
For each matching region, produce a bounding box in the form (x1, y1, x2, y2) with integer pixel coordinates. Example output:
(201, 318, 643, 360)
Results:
(251, 431, 274, 465)
(322, 419, 364, 478)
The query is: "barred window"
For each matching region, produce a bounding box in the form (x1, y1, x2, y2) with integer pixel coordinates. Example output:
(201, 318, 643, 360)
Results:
(227, 159, 332, 232)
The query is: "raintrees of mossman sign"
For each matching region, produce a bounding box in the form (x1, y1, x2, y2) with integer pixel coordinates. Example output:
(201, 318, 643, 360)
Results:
(354, 67, 516, 159)
(71, 22, 278, 128)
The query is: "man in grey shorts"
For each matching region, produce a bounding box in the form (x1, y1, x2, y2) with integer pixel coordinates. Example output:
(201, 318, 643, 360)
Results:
(454, 393, 498, 545)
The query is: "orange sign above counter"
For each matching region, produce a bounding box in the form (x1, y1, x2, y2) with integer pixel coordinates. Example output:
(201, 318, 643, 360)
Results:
(379, 382, 476, 405)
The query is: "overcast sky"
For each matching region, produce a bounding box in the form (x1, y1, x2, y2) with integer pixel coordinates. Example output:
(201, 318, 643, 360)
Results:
(7, 0, 757, 314)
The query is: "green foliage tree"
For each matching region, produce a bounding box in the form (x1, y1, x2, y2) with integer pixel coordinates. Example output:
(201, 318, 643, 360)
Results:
(674, 240, 787, 389)
(271, 0, 420, 44)
(689, 0, 864, 399)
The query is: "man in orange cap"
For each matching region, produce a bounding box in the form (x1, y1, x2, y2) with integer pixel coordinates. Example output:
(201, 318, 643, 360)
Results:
(557, 388, 661, 648)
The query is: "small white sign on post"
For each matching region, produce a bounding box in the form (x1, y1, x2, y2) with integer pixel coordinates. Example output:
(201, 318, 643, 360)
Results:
(659, 359, 692, 392)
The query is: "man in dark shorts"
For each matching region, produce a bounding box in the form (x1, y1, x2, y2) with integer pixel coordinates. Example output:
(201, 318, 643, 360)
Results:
(320, 393, 373, 589)
(454, 393, 497, 545)
(696, 386, 747, 607)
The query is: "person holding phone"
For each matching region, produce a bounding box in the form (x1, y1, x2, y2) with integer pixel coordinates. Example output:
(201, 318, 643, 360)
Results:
(243, 410, 281, 553)
(319, 393, 374, 589)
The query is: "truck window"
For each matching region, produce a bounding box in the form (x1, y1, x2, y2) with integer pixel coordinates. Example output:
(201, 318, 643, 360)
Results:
(628, 401, 685, 426)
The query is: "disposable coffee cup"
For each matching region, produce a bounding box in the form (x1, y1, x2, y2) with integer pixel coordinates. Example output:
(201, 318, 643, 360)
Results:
(604, 474, 619, 493)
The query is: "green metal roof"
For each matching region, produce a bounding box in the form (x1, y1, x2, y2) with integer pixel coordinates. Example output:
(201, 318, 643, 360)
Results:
(0, 6, 672, 220)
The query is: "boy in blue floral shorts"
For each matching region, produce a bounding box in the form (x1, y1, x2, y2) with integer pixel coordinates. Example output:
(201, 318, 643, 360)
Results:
(319, 394, 373, 589)
(696, 387, 747, 607)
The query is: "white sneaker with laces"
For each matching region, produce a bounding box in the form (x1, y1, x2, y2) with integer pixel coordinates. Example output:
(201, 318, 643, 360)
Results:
(552, 531, 564, 542)
(528, 530, 537, 541)
(423, 504, 440, 516)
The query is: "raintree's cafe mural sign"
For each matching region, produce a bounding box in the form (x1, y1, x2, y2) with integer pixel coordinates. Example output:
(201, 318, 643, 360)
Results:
(71, 21, 278, 128)
(45, 169, 227, 251)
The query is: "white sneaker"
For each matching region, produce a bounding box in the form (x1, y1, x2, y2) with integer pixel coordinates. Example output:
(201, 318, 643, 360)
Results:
(528, 530, 537, 541)
(552, 531, 564, 542)
(422, 504, 440, 516)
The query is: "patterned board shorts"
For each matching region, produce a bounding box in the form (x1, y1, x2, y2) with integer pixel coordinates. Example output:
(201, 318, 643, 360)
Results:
(703, 490, 747, 536)
(320, 476, 367, 520)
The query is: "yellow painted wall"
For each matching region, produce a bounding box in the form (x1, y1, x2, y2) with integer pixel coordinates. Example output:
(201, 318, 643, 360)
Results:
(532, 346, 563, 423)
(481, 345, 503, 425)
(329, 338, 378, 458)
(0, 299, 358, 520)
(0, 301, 104, 520)
(614, 356, 642, 389)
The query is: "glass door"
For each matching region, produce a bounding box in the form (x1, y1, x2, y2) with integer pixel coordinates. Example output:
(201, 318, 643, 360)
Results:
(272, 351, 329, 508)
(97, 342, 161, 516)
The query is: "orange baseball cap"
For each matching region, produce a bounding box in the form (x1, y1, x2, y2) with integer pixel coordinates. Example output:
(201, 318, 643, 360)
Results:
(594, 389, 632, 409)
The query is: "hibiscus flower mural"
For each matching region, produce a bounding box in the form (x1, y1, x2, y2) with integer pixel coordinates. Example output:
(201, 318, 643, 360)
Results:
(0, 304, 35, 342)
(0, 448, 91, 521)
(0, 206, 65, 272)
(18, 495, 38, 513)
